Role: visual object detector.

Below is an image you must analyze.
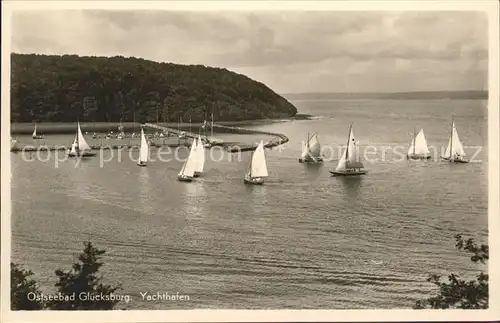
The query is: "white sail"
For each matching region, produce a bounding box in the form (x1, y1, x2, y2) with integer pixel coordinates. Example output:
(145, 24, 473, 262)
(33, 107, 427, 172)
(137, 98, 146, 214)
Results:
(335, 147, 348, 171)
(195, 136, 205, 173)
(346, 127, 364, 168)
(300, 133, 310, 159)
(32, 124, 37, 137)
(300, 133, 321, 159)
(178, 139, 198, 177)
(308, 133, 321, 157)
(139, 128, 149, 163)
(77, 122, 91, 151)
(70, 135, 77, 154)
(250, 140, 268, 178)
(11, 138, 18, 150)
(408, 129, 430, 156)
(444, 122, 466, 158)
(336, 126, 364, 171)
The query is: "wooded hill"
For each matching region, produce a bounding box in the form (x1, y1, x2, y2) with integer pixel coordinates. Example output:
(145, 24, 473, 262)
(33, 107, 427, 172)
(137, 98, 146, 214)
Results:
(11, 53, 297, 123)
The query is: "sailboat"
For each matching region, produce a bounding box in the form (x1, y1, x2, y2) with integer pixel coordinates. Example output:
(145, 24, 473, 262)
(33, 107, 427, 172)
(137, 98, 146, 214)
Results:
(330, 125, 366, 176)
(442, 119, 468, 163)
(193, 135, 205, 177)
(11, 138, 19, 151)
(178, 117, 186, 139)
(32, 124, 44, 139)
(407, 128, 431, 160)
(299, 132, 323, 163)
(177, 137, 198, 182)
(137, 127, 149, 166)
(68, 121, 97, 157)
(244, 140, 268, 185)
(204, 113, 215, 148)
(117, 120, 125, 139)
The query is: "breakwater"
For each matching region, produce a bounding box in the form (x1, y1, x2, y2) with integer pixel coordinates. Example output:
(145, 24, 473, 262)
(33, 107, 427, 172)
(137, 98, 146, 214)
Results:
(214, 124, 289, 153)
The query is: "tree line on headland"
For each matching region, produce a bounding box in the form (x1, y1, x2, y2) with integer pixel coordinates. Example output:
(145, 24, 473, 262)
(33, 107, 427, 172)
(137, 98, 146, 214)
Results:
(11, 235, 487, 310)
(10, 53, 298, 124)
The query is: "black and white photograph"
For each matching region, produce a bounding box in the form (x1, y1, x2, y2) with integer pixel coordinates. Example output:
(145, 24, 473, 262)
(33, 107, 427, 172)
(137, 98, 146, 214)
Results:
(1, 0, 499, 322)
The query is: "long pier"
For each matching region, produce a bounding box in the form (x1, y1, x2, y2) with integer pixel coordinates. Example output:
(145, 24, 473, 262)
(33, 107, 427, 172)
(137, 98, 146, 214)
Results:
(143, 123, 222, 144)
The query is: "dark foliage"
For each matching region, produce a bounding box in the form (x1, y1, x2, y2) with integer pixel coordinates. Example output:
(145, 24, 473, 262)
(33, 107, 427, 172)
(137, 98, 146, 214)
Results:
(11, 53, 297, 123)
(11, 242, 121, 310)
(10, 263, 45, 310)
(414, 234, 488, 309)
(47, 242, 121, 310)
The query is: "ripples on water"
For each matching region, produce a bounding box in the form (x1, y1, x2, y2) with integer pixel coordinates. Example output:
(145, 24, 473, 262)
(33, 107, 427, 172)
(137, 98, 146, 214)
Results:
(11, 99, 487, 309)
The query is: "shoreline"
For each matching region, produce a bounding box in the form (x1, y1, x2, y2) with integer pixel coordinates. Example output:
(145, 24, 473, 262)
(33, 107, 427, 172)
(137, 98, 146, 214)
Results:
(10, 115, 313, 135)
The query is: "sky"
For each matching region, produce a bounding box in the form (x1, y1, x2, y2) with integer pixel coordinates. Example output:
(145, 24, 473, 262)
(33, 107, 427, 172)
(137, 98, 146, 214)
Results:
(11, 10, 488, 94)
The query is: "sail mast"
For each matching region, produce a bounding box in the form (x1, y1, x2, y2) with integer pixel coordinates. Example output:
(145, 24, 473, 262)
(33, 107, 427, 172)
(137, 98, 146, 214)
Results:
(450, 117, 454, 158)
(211, 113, 214, 139)
(76, 120, 80, 154)
(248, 152, 253, 178)
(413, 126, 416, 156)
(345, 124, 352, 164)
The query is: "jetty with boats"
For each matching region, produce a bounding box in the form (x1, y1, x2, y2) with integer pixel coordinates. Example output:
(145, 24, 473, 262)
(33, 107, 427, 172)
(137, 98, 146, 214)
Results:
(10, 120, 291, 154)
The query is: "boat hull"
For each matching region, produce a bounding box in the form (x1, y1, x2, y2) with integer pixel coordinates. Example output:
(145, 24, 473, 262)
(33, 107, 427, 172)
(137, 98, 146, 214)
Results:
(244, 176, 264, 185)
(330, 170, 366, 176)
(32, 136, 44, 139)
(407, 155, 431, 160)
(177, 175, 193, 182)
(441, 157, 469, 163)
(67, 151, 97, 157)
(137, 161, 147, 167)
(299, 156, 324, 163)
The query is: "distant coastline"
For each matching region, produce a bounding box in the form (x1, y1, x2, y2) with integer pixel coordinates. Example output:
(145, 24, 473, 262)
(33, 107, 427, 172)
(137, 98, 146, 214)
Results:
(282, 90, 488, 101)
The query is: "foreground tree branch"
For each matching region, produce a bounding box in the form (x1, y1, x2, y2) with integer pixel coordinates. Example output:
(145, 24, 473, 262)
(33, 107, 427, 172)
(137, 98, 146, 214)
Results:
(414, 234, 488, 309)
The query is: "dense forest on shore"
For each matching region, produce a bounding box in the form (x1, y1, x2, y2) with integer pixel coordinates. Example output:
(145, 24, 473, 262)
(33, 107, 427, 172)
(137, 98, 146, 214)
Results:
(11, 53, 298, 123)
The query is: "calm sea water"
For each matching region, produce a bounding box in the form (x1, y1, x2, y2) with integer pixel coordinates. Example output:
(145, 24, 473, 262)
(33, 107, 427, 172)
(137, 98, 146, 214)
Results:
(11, 99, 488, 309)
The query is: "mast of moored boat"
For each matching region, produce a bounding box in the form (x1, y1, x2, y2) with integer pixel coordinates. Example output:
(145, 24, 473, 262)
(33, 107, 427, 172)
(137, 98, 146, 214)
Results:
(133, 111, 136, 134)
(211, 113, 214, 139)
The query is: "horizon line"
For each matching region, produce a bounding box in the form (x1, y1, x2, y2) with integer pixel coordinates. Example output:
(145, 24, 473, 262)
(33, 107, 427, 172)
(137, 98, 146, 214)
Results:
(280, 90, 489, 95)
